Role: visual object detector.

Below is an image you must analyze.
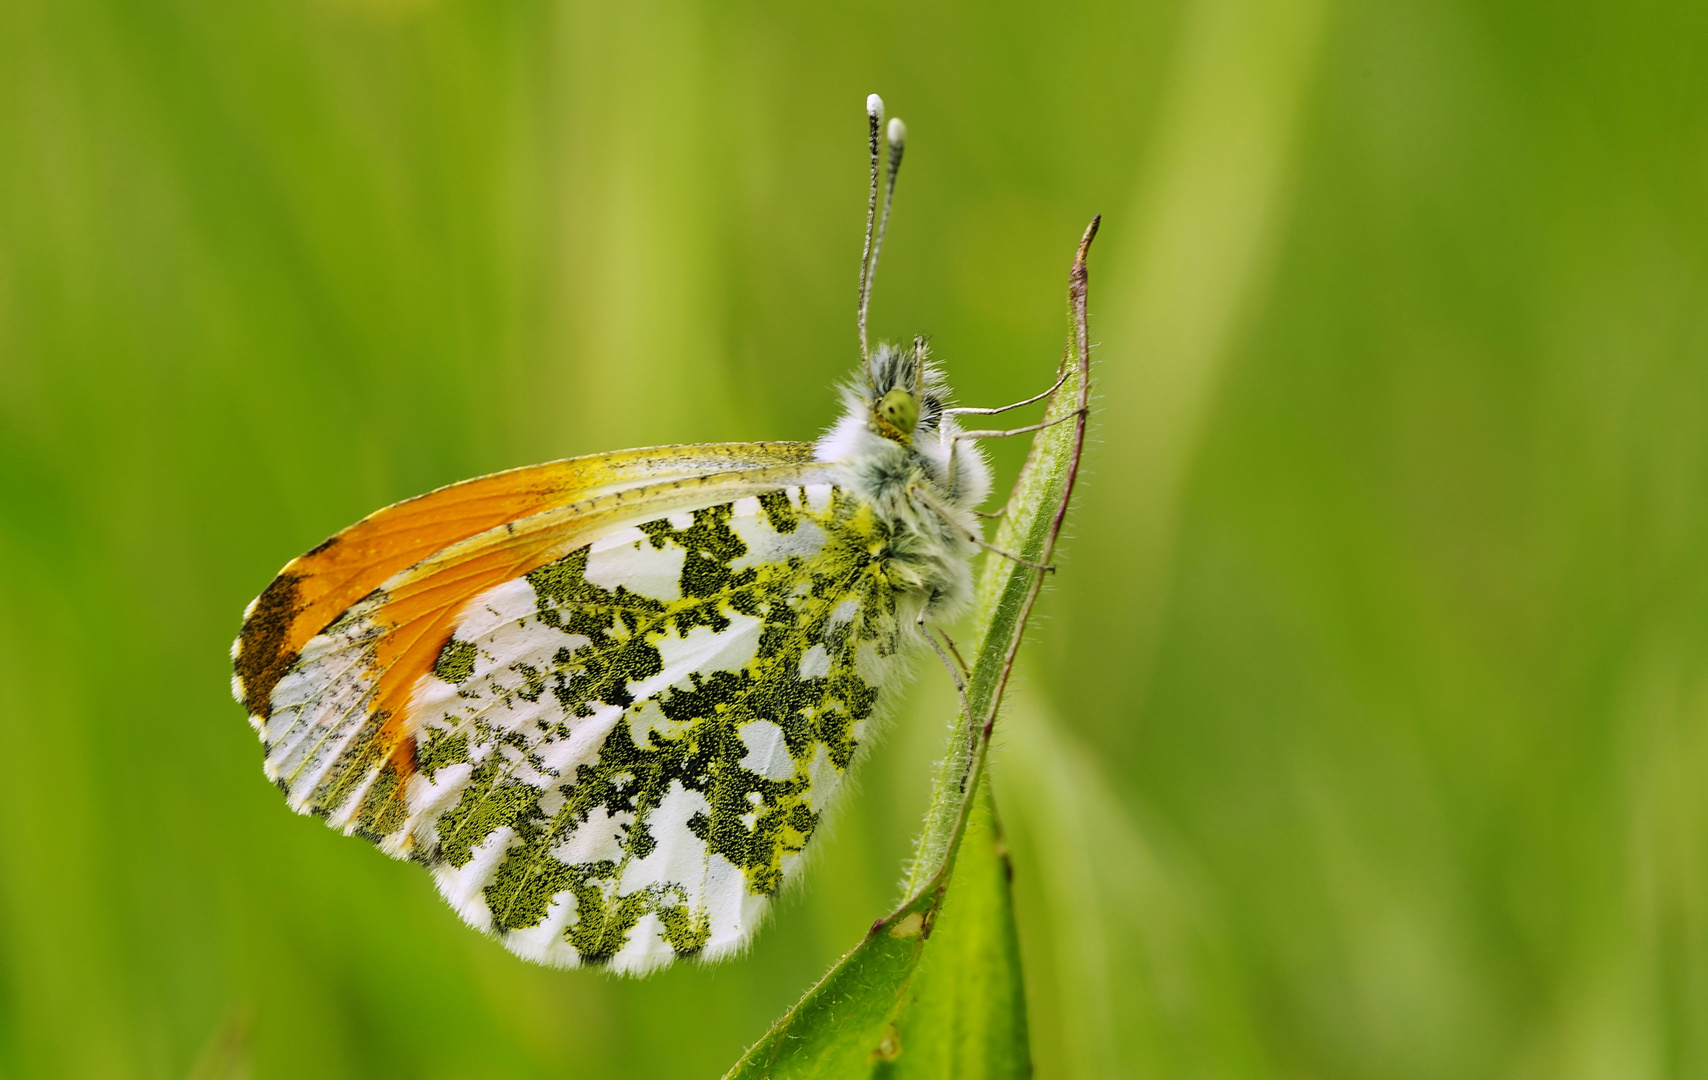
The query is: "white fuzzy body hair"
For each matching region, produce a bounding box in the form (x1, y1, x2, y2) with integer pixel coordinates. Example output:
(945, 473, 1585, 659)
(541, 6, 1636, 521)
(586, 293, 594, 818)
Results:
(813, 342, 992, 626)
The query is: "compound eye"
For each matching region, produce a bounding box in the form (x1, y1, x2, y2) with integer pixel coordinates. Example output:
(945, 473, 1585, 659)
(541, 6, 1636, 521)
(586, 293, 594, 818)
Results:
(875, 388, 920, 443)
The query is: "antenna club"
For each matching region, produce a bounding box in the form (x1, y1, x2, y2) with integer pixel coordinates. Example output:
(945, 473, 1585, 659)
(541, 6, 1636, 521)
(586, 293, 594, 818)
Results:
(887, 117, 906, 148)
(866, 94, 885, 122)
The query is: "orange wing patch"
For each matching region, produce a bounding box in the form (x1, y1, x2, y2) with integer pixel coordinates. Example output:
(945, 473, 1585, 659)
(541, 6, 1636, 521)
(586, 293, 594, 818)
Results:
(359, 520, 587, 786)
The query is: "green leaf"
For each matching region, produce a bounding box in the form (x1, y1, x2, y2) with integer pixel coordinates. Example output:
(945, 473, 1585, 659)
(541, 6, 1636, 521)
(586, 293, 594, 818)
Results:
(882, 781, 1029, 1079)
(725, 218, 1101, 1080)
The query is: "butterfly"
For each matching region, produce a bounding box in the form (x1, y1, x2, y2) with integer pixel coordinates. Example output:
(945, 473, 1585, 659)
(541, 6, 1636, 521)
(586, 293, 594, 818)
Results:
(232, 95, 1064, 975)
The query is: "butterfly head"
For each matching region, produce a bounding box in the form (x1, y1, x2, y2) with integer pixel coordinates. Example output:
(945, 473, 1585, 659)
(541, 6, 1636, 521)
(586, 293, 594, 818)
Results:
(874, 389, 917, 444)
(865, 337, 944, 446)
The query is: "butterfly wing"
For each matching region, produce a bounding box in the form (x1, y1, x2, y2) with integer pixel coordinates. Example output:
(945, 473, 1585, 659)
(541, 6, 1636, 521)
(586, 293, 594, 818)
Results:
(233, 442, 815, 723)
(236, 445, 907, 973)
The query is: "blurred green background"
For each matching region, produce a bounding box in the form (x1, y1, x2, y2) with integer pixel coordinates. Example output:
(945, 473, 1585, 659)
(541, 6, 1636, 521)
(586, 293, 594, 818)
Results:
(2, 0, 1706, 1076)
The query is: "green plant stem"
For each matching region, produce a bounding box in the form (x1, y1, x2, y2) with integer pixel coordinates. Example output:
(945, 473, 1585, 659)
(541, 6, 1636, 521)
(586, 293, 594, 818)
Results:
(725, 216, 1099, 1079)
(905, 216, 1100, 898)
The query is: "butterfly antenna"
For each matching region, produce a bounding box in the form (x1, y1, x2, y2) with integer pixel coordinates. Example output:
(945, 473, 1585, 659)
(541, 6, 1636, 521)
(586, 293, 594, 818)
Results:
(857, 94, 884, 371)
(867, 118, 906, 366)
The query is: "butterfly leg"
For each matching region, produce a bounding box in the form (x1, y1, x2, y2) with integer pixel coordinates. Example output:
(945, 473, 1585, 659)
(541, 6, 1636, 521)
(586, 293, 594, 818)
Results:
(968, 531, 1054, 572)
(937, 627, 972, 675)
(943, 364, 1071, 418)
(921, 621, 974, 724)
(945, 409, 1081, 497)
(917, 611, 971, 678)
(910, 485, 1056, 572)
(953, 410, 1080, 443)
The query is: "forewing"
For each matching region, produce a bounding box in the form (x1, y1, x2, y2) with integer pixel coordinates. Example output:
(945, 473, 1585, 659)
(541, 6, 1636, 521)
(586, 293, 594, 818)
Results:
(233, 442, 814, 724)
(238, 452, 904, 973)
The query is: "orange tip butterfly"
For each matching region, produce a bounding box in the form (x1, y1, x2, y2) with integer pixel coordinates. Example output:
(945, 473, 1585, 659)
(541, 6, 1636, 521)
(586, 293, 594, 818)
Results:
(233, 94, 1069, 975)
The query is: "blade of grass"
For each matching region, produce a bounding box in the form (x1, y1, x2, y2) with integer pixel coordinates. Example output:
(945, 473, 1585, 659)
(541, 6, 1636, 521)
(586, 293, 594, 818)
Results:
(725, 217, 1101, 1080)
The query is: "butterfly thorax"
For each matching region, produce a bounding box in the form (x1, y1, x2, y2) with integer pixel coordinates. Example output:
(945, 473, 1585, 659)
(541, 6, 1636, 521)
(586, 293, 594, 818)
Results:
(814, 342, 991, 624)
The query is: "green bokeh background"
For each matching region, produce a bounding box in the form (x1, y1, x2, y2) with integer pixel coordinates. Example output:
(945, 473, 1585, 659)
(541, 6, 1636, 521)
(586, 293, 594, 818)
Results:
(3, 0, 1706, 1076)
